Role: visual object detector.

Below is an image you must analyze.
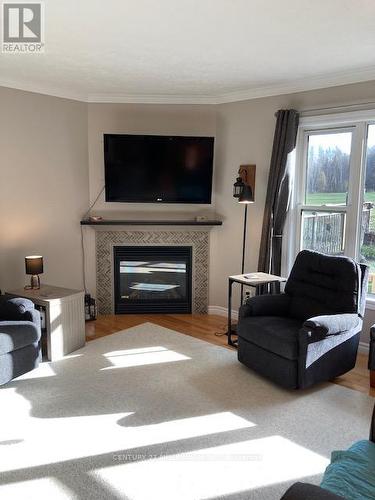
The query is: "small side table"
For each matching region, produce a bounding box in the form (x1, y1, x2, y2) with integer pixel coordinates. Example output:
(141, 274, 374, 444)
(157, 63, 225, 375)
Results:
(6, 284, 85, 361)
(227, 272, 286, 347)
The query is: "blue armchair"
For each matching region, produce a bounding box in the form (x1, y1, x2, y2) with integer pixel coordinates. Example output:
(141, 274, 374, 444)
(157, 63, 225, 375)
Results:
(238, 250, 369, 389)
(0, 296, 41, 385)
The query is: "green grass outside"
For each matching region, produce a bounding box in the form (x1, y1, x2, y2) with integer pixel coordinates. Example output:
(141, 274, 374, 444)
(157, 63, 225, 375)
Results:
(306, 191, 375, 205)
(306, 191, 375, 234)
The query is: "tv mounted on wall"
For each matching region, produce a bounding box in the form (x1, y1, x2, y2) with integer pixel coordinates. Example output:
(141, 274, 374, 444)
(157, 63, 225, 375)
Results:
(104, 134, 214, 204)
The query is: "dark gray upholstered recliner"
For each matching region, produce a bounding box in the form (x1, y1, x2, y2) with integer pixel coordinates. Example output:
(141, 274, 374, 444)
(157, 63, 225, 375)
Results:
(238, 250, 369, 389)
(0, 296, 41, 385)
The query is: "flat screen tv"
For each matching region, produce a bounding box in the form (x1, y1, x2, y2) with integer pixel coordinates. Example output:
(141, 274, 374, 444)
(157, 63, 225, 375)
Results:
(104, 134, 214, 203)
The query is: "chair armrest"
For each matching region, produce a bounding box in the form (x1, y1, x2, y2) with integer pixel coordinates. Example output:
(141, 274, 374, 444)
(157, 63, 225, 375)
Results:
(280, 482, 345, 500)
(0, 321, 41, 351)
(303, 313, 360, 340)
(239, 293, 291, 319)
(0, 296, 40, 328)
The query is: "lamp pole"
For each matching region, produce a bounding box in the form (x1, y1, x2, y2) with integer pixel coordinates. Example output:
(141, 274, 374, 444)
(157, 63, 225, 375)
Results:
(240, 204, 248, 303)
(233, 174, 254, 304)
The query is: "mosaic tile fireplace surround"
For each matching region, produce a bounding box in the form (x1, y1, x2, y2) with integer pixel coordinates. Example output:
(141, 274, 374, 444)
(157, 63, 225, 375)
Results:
(96, 230, 210, 314)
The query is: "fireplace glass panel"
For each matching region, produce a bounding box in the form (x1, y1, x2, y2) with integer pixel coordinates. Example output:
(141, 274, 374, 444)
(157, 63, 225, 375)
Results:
(114, 246, 192, 314)
(119, 261, 187, 301)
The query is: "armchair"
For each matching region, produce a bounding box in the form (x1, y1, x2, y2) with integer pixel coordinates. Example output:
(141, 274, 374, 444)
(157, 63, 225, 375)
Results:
(237, 250, 369, 389)
(0, 296, 41, 385)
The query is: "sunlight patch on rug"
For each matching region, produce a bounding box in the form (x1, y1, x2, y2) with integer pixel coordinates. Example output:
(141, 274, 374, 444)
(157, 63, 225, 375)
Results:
(102, 345, 191, 368)
(96, 435, 329, 499)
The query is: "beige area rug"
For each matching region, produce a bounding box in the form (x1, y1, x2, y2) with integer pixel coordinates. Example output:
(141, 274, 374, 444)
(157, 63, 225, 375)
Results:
(0, 322, 373, 499)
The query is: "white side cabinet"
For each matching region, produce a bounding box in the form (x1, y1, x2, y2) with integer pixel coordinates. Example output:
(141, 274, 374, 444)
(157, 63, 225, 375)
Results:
(7, 285, 85, 361)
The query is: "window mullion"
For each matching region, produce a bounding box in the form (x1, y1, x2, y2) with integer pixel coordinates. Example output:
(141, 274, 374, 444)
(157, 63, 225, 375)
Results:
(290, 129, 307, 265)
(345, 123, 366, 259)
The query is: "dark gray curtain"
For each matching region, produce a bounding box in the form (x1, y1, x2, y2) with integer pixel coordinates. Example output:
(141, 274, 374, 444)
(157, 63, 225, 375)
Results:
(258, 109, 299, 276)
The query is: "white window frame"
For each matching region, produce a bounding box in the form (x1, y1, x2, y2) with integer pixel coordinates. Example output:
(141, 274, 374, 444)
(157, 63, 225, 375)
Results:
(288, 109, 375, 309)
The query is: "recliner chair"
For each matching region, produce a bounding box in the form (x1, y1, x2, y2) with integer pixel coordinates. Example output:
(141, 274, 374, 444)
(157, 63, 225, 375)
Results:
(238, 250, 368, 389)
(0, 296, 41, 385)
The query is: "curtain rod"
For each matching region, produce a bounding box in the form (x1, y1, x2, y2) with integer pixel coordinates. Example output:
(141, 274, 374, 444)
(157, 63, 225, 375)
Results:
(275, 100, 375, 117)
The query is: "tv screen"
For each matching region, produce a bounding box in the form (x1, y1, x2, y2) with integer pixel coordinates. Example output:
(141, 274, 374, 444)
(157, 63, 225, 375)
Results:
(104, 134, 214, 204)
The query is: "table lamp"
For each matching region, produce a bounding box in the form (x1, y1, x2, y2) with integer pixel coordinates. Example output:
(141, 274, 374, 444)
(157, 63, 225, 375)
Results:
(25, 256, 43, 290)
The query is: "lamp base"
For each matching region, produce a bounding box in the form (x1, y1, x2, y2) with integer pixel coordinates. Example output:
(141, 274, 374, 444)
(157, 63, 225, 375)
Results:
(25, 275, 40, 290)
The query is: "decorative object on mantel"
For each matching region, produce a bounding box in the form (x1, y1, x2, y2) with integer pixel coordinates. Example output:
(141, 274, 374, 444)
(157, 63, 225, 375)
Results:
(25, 255, 43, 290)
(89, 215, 103, 222)
(80, 219, 222, 226)
(232, 164, 256, 303)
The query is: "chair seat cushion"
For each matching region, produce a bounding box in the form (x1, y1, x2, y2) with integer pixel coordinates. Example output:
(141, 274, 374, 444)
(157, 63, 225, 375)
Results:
(0, 321, 41, 355)
(237, 316, 302, 360)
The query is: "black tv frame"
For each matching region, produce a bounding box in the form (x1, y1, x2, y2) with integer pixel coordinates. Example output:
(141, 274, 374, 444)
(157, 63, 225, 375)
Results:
(103, 133, 215, 204)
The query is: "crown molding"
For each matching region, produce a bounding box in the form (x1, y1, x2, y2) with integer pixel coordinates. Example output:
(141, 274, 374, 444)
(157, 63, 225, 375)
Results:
(83, 66, 375, 104)
(86, 93, 217, 105)
(0, 79, 87, 102)
(214, 66, 375, 104)
(1, 66, 375, 105)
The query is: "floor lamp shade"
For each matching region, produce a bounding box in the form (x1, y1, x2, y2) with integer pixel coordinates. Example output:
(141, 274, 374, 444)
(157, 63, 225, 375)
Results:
(25, 256, 43, 275)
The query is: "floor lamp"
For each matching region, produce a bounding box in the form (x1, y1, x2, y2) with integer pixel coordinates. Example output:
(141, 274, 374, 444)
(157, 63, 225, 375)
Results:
(233, 176, 255, 303)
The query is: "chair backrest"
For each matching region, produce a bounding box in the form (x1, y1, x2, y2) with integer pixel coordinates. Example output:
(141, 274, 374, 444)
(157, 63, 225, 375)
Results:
(285, 250, 368, 321)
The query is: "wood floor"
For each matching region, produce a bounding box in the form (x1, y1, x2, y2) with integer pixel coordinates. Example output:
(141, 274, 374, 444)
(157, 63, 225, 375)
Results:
(86, 313, 375, 397)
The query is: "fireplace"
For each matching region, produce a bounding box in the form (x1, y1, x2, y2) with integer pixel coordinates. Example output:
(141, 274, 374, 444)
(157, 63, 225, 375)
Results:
(113, 246, 192, 314)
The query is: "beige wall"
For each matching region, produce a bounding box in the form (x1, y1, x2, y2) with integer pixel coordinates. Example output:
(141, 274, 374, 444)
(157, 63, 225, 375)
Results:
(213, 80, 375, 342)
(0, 87, 88, 292)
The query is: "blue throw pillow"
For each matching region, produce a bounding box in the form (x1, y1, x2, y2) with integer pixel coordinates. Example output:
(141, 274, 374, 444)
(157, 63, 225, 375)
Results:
(321, 440, 375, 500)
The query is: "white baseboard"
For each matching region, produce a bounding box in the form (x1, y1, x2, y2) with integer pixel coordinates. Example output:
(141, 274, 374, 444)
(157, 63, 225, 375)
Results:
(208, 306, 370, 355)
(208, 305, 238, 320)
(358, 341, 369, 354)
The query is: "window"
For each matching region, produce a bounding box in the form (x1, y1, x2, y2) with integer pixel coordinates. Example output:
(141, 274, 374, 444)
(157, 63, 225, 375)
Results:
(293, 111, 375, 299)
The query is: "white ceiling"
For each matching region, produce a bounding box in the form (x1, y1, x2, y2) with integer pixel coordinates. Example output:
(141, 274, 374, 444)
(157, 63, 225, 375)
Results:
(1, 0, 375, 103)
